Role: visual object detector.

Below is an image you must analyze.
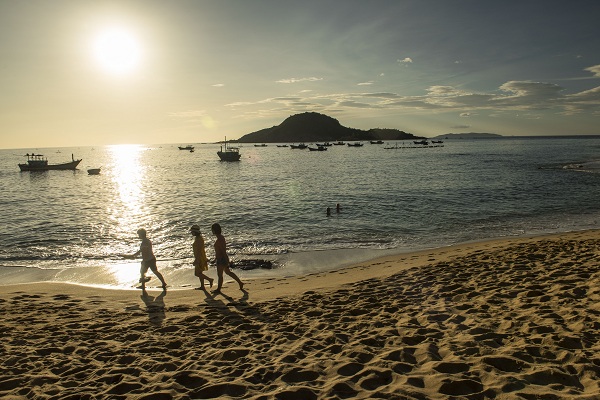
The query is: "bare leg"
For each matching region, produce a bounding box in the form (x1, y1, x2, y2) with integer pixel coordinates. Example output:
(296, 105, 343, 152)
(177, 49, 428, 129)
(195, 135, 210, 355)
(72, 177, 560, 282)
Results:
(214, 265, 225, 293)
(153, 270, 167, 288)
(197, 273, 214, 289)
(223, 266, 244, 290)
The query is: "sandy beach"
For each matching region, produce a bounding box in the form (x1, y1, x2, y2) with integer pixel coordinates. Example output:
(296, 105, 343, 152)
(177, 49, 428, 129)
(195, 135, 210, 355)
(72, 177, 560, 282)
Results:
(1, 231, 600, 399)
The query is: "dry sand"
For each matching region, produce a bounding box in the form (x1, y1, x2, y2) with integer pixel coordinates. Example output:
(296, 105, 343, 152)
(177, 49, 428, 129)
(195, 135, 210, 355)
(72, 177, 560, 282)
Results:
(1, 231, 600, 399)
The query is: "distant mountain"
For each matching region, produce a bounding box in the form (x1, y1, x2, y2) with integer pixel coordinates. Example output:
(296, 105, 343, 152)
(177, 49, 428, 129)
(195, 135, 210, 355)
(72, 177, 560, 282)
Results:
(236, 112, 422, 143)
(432, 132, 503, 139)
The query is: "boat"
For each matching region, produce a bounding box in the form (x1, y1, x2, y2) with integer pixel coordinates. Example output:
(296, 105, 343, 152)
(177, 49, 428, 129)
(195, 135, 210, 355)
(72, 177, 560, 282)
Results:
(413, 140, 429, 145)
(290, 143, 308, 149)
(308, 146, 327, 151)
(315, 142, 332, 147)
(347, 142, 364, 147)
(178, 145, 194, 151)
(431, 140, 444, 144)
(87, 167, 101, 175)
(254, 144, 268, 147)
(217, 137, 241, 161)
(276, 144, 289, 147)
(333, 141, 345, 145)
(18, 153, 82, 171)
(370, 140, 384, 144)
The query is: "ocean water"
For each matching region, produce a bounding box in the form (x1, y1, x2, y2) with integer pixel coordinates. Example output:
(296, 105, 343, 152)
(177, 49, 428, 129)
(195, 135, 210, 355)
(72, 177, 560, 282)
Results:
(2, 137, 600, 289)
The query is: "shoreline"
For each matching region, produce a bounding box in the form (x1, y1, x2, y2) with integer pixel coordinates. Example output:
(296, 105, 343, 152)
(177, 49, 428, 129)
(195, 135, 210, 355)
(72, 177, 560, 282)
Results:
(2, 230, 600, 398)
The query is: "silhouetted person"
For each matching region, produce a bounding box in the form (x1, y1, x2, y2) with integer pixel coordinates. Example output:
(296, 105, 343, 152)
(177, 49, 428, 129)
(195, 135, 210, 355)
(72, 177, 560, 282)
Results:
(190, 224, 214, 290)
(211, 223, 244, 294)
(336, 203, 341, 213)
(129, 228, 167, 290)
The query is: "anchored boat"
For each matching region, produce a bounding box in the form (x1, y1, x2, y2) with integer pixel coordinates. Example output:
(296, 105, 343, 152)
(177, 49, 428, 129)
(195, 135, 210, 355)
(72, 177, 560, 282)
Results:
(18, 153, 82, 171)
(217, 137, 241, 161)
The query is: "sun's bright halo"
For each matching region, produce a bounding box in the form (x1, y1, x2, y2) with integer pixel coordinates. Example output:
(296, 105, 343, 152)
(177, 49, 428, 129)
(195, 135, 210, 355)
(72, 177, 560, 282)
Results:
(92, 26, 142, 75)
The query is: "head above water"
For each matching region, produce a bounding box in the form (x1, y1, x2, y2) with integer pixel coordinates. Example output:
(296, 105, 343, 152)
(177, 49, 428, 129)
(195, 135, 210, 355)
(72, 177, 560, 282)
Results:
(211, 223, 222, 235)
(137, 228, 147, 238)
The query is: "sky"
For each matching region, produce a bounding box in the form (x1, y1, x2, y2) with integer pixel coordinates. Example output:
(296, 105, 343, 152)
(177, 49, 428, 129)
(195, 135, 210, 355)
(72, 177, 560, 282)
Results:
(1, 0, 599, 149)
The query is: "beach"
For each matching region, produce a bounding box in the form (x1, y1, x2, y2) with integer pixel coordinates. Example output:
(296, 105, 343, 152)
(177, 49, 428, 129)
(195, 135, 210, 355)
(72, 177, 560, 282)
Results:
(1, 230, 600, 399)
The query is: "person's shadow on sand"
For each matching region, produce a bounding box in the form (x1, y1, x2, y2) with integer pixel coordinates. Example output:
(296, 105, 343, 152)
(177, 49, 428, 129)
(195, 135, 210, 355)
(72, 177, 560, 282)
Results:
(141, 288, 167, 326)
(201, 288, 266, 323)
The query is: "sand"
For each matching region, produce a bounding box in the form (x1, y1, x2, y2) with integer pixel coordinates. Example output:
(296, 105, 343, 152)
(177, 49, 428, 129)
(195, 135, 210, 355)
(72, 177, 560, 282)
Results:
(1, 230, 600, 399)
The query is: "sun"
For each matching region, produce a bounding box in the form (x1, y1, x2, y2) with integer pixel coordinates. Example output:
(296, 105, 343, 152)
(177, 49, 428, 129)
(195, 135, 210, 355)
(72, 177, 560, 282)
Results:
(92, 27, 142, 75)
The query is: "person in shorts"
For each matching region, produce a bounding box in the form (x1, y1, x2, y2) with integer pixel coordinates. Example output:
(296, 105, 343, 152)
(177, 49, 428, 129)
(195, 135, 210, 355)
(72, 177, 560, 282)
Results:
(130, 228, 167, 290)
(211, 223, 244, 295)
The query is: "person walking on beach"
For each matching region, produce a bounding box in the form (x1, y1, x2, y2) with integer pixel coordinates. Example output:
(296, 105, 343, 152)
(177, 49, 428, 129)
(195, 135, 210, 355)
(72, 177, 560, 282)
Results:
(211, 223, 244, 294)
(190, 224, 214, 290)
(129, 228, 167, 290)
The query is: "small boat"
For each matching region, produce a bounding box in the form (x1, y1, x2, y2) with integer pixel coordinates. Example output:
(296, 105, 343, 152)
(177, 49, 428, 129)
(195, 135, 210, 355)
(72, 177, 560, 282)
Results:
(347, 142, 363, 147)
(413, 140, 429, 145)
(87, 167, 101, 175)
(290, 143, 308, 149)
(178, 145, 194, 151)
(308, 146, 327, 151)
(333, 141, 345, 145)
(370, 140, 384, 144)
(217, 137, 241, 161)
(254, 144, 268, 147)
(276, 144, 289, 147)
(315, 142, 332, 147)
(19, 153, 81, 171)
(431, 140, 444, 144)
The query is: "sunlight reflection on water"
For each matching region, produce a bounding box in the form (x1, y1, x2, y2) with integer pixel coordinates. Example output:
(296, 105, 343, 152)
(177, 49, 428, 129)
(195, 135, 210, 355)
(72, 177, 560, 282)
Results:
(107, 144, 146, 236)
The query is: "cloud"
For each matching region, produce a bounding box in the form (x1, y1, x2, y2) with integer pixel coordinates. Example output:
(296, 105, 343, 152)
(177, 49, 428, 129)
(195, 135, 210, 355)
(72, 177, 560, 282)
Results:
(451, 125, 471, 129)
(276, 77, 323, 84)
(397, 57, 413, 64)
(212, 83, 225, 87)
(221, 76, 600, 118)
(169, 110, 207, 118)
(357, 81, 374, 86)
(584, 65, 600, 77)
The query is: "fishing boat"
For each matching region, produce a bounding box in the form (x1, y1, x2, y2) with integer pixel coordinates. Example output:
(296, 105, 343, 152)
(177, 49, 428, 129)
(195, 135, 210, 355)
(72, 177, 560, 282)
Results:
(254, 144, 268, 147)
(347, 142, 364, 147)
(18, 153, 81, 171)
(333, 141, 345, 145)
(308, 146, 327, 151)
(413, 140, 429, 145)
(370, 140, 384, 144)
(217, 137, 241, 161)
(178, 145, 194, 151)
(290, 143, 308, 149)
(87, 167, 102, 175)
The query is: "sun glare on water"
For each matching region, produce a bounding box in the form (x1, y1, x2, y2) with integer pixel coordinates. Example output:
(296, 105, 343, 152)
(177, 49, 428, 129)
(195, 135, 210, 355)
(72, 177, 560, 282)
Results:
(92, 26, 142, 75)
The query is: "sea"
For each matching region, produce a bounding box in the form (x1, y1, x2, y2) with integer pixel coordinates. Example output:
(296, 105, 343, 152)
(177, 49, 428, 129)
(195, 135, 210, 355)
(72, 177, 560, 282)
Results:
(2, 136, 600, 289)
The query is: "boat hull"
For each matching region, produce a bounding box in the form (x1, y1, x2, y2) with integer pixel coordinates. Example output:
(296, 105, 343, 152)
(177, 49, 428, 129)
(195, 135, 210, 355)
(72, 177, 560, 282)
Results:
(18, 159, 82, 171)
(217, 151, 241, 161)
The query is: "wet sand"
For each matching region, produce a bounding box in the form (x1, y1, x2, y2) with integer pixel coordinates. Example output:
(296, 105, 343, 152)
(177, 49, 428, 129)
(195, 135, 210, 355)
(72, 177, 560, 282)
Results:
(1, 231, 600, 399)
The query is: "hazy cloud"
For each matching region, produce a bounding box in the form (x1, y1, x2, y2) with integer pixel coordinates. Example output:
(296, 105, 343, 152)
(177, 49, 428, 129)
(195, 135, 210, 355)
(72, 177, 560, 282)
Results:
(357, 81, 374, 86)
(397, 57, 413, 65)
(169, 110, 207, 118)
(224, 78, 600, 117)
(212, 83, 225, 87)
(276, 77, 323, 84)
(451, 125, 471, 129)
